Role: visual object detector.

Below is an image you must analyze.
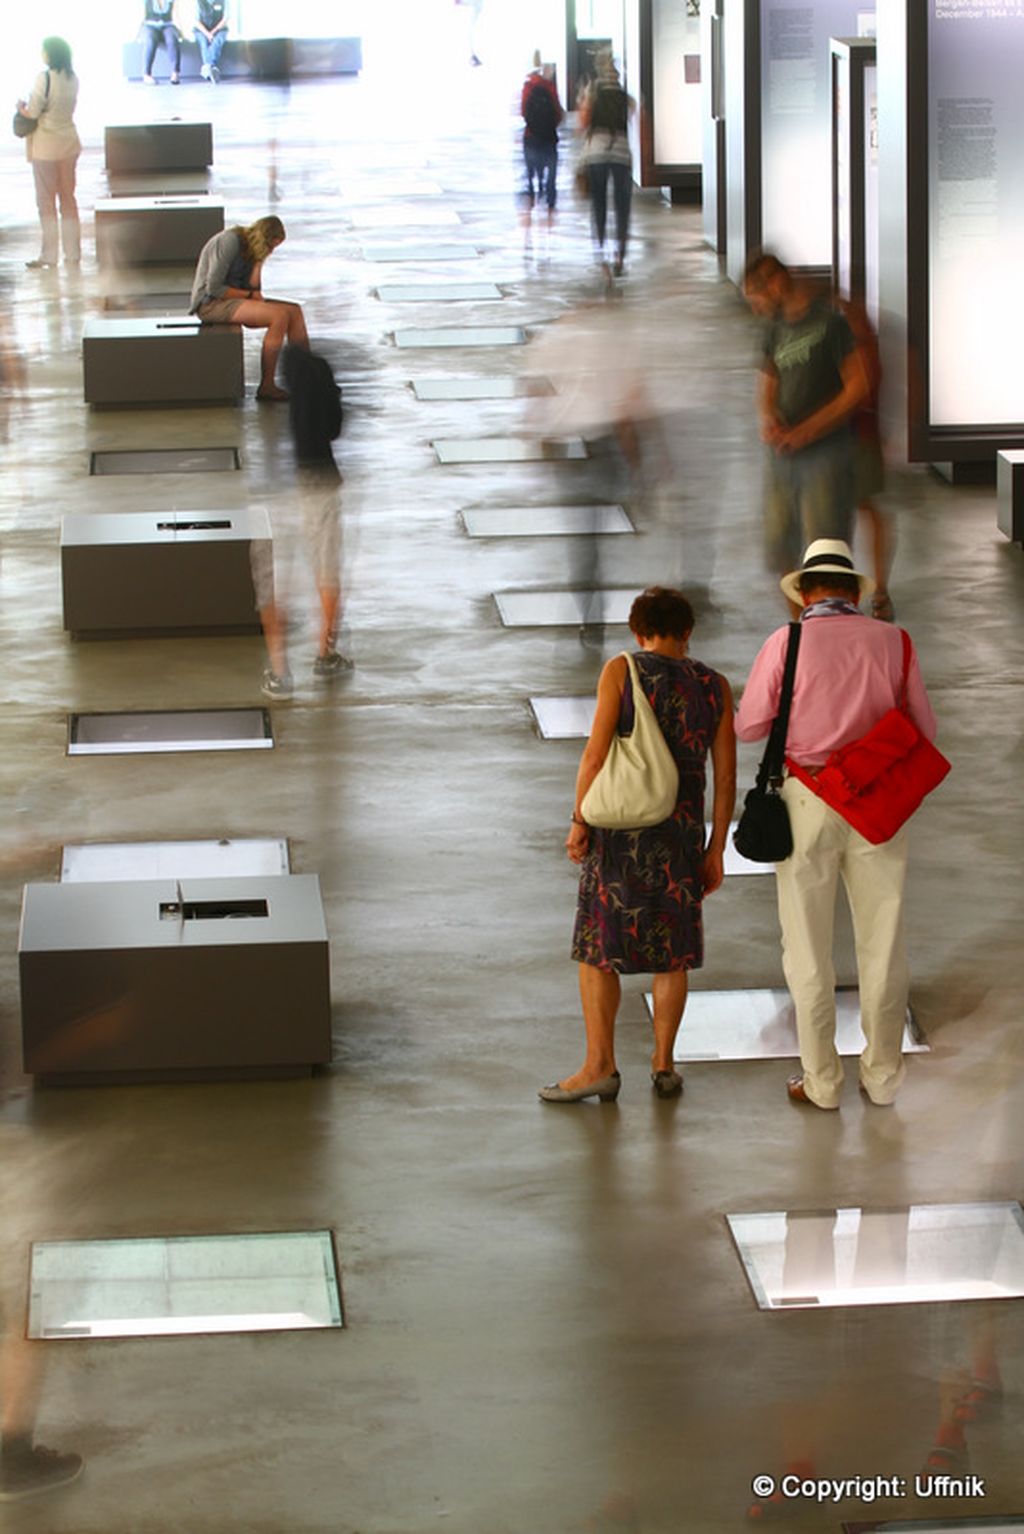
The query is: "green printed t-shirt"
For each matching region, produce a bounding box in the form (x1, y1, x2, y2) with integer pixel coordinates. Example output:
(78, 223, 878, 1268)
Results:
(763, 302, 854, 431)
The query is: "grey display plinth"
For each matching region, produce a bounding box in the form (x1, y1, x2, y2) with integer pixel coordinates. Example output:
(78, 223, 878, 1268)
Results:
(104, 123, 213, 174)
(82, 317, 243, 406)
(997, 451, 1024, 544)
(95, 196, 224, 267)
(61, 509, 269, 637)
(19, 876, 331, 1083)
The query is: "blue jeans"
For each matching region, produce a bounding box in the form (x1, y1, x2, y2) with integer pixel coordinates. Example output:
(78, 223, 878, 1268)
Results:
(587, 160, 631, 258)
(194, 27, 227, 72)
(143, 23, 180, 76)
(523, 141, 558, 210)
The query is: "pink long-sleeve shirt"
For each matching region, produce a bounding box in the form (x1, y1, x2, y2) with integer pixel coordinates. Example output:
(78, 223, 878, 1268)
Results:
(734, 613, 938, 767)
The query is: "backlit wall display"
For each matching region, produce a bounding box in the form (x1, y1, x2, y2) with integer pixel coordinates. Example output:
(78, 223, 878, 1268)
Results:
(652, 0, 703, 165)
(928, 2, 1024, 428)
(761, 1, 871, 267)
(864, 61, 878, 325)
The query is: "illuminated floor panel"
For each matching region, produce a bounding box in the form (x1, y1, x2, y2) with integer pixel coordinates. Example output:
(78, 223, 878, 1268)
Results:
(68, 708, 273, 756)
(644, 987, 925, 1062)
(395, 327, 526, 349)
(61, 839, 290, 882)
(727, 1201, 1024, 1311)
(529, 696, 593, 738)
(376, 283, 502, 302)
(466, 505, 631, 538)
(90, 448, 240, 476)
(412, 377, 552, 401)
(435, 437, 586, 464)
(28, 1232, 342, 1339)
(494, 589, 634, 627)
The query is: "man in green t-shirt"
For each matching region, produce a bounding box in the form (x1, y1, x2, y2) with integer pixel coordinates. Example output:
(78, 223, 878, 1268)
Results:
(744, 254, 869, 598)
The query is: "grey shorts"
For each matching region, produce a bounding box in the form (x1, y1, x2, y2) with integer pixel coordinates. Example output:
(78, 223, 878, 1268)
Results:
(196, 296, 243, 324)
(763, 431, 854, 574)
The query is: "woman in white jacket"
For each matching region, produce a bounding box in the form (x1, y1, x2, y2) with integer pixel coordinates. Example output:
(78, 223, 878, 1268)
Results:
(17, 37, 81, 270)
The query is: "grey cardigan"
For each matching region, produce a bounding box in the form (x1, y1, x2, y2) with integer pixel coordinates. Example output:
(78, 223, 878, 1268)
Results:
(189, 228, 243, 314)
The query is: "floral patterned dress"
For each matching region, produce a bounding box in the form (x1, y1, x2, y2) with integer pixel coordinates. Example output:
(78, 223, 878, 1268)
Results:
(572, 651, 724, 974)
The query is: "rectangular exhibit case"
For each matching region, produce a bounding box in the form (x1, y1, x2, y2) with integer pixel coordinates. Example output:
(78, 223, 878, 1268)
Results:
(95, 196, 224, 267)
(61, 509, 269, 637)
(18, 876, 331, 1083)
(82, 317, 243, 406)
(104, 123, 213, 175)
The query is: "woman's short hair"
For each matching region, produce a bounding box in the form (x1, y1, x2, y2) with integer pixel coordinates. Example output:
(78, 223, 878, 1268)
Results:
(629, 586, 694, 640)
(796, 571, 861, 599)
(239, 216, 286, 264)
(43, 36, 73, 74)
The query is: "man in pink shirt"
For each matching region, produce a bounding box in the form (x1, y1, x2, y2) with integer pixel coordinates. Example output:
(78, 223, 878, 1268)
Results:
(735, 540, 938, 1110)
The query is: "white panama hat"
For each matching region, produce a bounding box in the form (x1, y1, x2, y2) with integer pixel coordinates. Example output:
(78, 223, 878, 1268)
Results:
(780, 538, 874, 606)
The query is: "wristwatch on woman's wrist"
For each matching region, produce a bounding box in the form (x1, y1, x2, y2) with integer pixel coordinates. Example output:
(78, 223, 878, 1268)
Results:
(571, 813, 587, 827)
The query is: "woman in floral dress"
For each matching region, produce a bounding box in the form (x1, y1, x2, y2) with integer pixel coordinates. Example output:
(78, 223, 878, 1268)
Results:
(540, 588, 735, 1103)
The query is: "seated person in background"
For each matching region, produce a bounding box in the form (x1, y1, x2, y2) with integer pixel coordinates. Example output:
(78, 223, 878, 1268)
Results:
(194, 0, 228, 83)
(189, 216, 309, 401)
(142, 0, 181, 85)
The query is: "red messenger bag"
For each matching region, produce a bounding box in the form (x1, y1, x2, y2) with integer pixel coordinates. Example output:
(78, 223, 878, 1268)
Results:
(786, 629, 950, 845)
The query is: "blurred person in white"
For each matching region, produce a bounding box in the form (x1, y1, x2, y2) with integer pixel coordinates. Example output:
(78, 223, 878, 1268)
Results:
(17, 37, 81, 271)
(256, 346, 350, 699)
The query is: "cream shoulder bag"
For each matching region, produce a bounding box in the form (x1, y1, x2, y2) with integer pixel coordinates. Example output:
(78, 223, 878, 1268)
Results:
(580, 652, 679, 830)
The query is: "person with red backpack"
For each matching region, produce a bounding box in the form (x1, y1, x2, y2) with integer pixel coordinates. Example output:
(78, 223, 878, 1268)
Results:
(520, 52, 563, 237)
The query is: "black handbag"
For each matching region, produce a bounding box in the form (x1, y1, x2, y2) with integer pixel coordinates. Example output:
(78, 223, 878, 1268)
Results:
(733, 621, 801, 863)
(13, 70, 49, 139)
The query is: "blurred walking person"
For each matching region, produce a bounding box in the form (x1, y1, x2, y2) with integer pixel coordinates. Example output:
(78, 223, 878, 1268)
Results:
(256, 346, 350, 698)
(743, 253, 869, 600)
(17, 38, 81, 271)
(578, 53, 635, 279)
(520, 52, 562, 252)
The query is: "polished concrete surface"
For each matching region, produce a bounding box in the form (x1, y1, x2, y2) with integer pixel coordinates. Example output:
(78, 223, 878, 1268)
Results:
(1, 54, 1023, 1534)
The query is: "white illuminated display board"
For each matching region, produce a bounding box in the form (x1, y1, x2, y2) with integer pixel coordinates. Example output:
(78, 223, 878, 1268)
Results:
(928, 2, 1024, 428)
(761, 1, 870, 267)
(863, 61, 878, 326)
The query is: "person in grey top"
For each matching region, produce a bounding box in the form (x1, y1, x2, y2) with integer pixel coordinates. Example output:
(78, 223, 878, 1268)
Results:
(18, 37, 81, 270)
(189, 216, 309, 401)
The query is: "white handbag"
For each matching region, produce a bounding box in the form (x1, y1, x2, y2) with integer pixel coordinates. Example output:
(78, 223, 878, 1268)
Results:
(580, 652, 679, 830)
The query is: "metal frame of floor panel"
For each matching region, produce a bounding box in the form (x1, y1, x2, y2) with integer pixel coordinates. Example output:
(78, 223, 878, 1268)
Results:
(90, 447, 241, 476)
(67, 708, 274, 756)
(60, 839, 291, 882)
(494, 589, 635, 627)
(727, 1201, 1024, 1312)
(28, 1230, 343, 1339)
(647, 987, 926, 1062)
(467, 506, 632, 538)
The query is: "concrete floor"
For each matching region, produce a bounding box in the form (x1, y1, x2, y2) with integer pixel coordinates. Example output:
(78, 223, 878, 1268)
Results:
(1, 60, 1023, 1534)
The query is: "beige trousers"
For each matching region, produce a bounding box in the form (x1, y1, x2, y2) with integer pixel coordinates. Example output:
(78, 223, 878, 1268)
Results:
(775, 775, 909, 1108)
